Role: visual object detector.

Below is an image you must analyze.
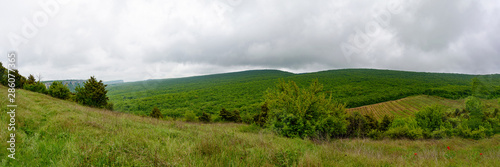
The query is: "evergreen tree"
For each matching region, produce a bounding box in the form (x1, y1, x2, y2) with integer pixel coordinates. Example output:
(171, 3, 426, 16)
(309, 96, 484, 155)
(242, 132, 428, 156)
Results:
(75, 76, 109, 108)
(48, 81, 70, 99)
(230, 110, 242, 123)
(219, 108, 232, 121)
(254, 102, 269, 127)
(27, 74, 36, 85)
(150, 107, 162, 119)
(7, 69, 26, 88)
(199, 112, 211, 123)
(0, 62, 6, 86)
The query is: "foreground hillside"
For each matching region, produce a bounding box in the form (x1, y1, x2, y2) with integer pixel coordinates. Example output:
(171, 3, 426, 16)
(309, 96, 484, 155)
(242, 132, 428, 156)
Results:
(107, 69, 500, 118)
(1, 86, 499, 166)
(347, 95, 500, 119)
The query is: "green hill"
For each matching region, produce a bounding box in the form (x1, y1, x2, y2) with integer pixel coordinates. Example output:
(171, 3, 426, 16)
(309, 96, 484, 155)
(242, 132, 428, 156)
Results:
(1, 85, 498, 166)
(107, 69, 500, 118)
(347, 95, 500, 119)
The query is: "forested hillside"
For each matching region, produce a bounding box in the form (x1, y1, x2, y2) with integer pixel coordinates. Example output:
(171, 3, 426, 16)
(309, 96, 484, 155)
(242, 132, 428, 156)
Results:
(2, 85, 497, 166)
(107, 69, 500, 118)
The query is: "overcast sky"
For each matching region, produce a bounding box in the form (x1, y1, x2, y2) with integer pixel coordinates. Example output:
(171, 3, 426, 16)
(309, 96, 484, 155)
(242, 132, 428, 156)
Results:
(1, 0, 499, 82)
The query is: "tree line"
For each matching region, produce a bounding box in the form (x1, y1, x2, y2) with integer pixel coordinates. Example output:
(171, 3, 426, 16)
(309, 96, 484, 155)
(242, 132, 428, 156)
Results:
(0, 63, 112, 110)
(147, 79, 499, 140)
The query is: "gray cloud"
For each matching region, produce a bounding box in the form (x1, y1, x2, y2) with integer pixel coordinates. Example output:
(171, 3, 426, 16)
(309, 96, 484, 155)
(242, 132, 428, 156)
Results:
(1, 0, 499, 82)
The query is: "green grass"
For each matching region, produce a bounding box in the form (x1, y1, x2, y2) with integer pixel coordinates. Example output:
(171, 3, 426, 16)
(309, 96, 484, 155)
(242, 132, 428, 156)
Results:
(1, 86, 499, 166)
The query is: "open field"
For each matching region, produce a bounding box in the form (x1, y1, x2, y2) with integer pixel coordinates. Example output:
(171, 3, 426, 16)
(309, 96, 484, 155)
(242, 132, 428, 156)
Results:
(347, 95, 500, 119)
(1, 86, 499, 166)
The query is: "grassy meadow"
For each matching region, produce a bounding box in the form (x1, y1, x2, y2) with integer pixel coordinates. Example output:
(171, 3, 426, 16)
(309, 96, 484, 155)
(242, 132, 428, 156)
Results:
(1, 85, 499, 166)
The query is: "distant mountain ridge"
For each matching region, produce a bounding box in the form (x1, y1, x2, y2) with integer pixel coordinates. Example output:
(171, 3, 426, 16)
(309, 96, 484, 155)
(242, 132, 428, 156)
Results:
(43, 79, 124, 92)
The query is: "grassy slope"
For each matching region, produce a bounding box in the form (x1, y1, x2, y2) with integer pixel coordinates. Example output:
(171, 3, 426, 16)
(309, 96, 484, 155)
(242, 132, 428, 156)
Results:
(1, 86, 499, 166)
(107, 69, 500, 117)
(347, 95, 500, 119)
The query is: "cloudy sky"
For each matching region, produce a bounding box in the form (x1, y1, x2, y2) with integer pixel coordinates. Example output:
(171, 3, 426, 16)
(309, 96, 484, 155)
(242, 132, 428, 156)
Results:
(1, 0, 499, 82)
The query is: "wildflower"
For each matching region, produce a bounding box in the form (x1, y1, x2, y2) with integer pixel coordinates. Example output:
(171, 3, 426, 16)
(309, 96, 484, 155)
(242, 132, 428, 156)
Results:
(447, 146, 450, 150)
(414, 153, 417, 155)
(480, 153, 483, 156)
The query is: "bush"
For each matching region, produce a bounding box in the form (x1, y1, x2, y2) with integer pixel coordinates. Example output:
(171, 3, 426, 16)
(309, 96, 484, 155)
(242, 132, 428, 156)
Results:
(272, 113, 315, 138)
(48, 81, 70, 99)
(431, 128, 447, 139)
(241, 113, 254, 124)
(24, 82, 48, 94)
(346, 112, 367, 138)
(465, 96, 485, 130)
(184, 110, 197, 122)
(379, 115, 393, 131)
(386, 117, 423, 140)
(199, 112, 211, 123)
(253, 102, 270, 127)
(266, 79, 346, 139)
(367, 129, 383, 140)
(317, 115, 348, 139)
(219, 108, 241, 123)
(471, 126, 487, 140)
(219, 108, 232, 121)
(150, 107, 162, 119)
(415, 105, 445, 132)
(105, 102, 114, 111)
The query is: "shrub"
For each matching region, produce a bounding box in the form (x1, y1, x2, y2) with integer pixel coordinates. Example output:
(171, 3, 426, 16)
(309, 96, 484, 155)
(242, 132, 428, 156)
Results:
(48, 81, 70, 99)
(386, 117, 423, 140)
(219, 108, 232, 121)
(471, 126, 487, 140)
(219, 108, 241, 123)
(367, 129, 383, 140)
(431, 128, 447, 139)
(199, 112, 211, 123)
(150, 107, 162, 119)
(317, 115, 348, 139)
(465, 96, 485, 130)
(184, 110, 197, 122)
(24, 82, 48, 94)
(273, 113, 315, 138)
(105, 102, 114, 111)
(253, 102, 270, 127)
(266, 79, 346, 139)
(379, 115, 393, 131)
(415, 105, 445, 132)
(231, 110, 242, 123)
(346, 112, 367, 138)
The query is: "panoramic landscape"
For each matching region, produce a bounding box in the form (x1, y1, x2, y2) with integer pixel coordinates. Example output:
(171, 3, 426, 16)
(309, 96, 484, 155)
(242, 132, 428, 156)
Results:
(2, 0, 500, 166)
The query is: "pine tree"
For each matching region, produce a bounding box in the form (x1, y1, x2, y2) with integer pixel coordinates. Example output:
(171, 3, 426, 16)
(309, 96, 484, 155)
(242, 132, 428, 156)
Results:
(27, 74, 36, 85)
(219, 108, 232, 121)
(150, 107, 162, 119)
(199, 112, 211, 123)
(75, 76, 109, 108)
(48, 81, 70, 99)
(254, 102, 269, 127)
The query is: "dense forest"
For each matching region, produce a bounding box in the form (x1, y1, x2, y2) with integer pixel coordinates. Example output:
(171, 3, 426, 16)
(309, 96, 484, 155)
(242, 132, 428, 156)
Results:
(106, 69, 500, 118)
